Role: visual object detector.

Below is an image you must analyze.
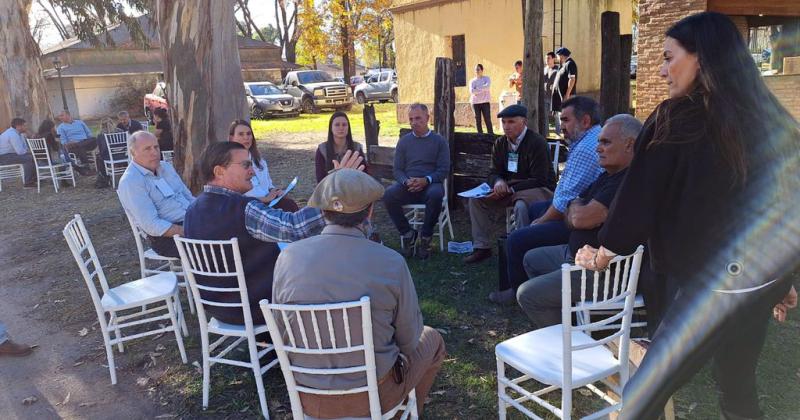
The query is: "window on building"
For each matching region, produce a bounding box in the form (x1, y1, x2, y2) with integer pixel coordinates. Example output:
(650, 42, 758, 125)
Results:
(451, 34, 466, 87)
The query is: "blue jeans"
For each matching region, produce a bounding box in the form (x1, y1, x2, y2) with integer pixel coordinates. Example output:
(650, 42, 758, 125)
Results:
(0, 321, 7, 345)
(383, 182, 444, 238)
(503, 200, 570, 291)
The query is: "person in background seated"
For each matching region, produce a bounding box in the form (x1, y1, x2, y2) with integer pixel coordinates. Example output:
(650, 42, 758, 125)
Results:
(383, 103, 450, 260)
(117, 131, 194, 258)
(272, 168, 446, 418)
(37, 119, 92, 176)
(315, 111, 366, 183)
(516, 114, 642, 328)
(57, 110, 112, 188)
(183, 141, 329, 325)
(153, 108, 174, 152)
(228, 119, 299, 212)
(496, 96, 604, 305)
(0, 117, 36, 187)
(462, 104, 556, 265)
(116, 111, 144, 134)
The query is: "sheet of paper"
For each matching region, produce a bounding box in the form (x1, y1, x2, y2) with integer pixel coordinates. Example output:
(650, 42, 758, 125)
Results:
(457, 183, 492, 198)
(447, 241, 474, 254)
(268, 176, 298, 208)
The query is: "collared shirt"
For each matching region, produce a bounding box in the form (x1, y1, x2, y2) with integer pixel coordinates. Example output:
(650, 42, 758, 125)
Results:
(272, 224, 423, 390)
(0, 127, 27, 155)
(244, 191, 324, 242)
(412, 129, 432, 139)
(552, 124, 603, 212)
(117, 120, 144, 135)
(57, 120, 92, 144)
(245, 156, 275, 198)
(117, 160, 195, 236)
(507, 126, 528, 153)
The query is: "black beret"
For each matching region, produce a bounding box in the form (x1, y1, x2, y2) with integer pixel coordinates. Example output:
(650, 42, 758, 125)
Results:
(497, 104, 527, 118)
(556, 47, 571, 56)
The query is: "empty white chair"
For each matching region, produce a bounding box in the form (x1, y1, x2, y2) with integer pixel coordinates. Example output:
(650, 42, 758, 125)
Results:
(103, 132, 130, 189)
(27, 137, 75, 193)
(139, 120, 150, 132)
(259, 296, 418, 420)
(62, 214, 187, 385)
(400, 182, 454, 251)
(173, 236, 278, 419)
(0, 164, 24, 192)
(547, 141, 562, 181)
(120, 204, 195, 315)
(161, 150, 174, 163)
(495, 245, 644, 419)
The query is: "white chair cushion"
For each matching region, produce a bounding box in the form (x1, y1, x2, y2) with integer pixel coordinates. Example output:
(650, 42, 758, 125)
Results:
(495, 325, 620, 386)
(208, 318, 269, 335)
(101, 272, 178, 310)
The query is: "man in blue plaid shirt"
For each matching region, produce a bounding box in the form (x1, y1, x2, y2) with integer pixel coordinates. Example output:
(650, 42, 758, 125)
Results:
(492, 96, 604, 304)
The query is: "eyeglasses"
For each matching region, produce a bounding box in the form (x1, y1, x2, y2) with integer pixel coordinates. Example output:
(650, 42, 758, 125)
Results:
(229, 160, 253, 169)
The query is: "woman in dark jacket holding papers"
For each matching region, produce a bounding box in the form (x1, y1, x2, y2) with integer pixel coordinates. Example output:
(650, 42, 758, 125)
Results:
(575, 13, 798, 419)
(228, 120, 299, 211)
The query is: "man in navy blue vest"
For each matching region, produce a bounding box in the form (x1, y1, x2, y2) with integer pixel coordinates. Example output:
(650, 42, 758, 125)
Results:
(183, 142, 329, 325)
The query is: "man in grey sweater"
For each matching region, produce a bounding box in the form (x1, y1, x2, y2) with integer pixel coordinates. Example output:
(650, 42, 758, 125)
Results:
(383, 103, 451, 259)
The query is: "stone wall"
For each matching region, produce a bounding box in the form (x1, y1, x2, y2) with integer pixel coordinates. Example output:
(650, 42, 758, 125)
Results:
(764, 74, 800, 120)
(635, 0, 706, 119)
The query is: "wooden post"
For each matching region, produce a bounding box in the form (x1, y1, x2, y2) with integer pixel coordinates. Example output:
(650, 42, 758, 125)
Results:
(619, 35, 633, 115)
(521, 0, 545, 134)
(600, 11, 621, 121)
(363, 103, 380, 147)
(434, 57, 455, 203)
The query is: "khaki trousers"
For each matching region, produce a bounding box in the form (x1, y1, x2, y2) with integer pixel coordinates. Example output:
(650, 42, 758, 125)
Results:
(300, 326, 446, 419)
(469, 187, 553, 249)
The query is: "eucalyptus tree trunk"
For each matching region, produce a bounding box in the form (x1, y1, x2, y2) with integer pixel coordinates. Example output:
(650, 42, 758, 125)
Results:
(521, 0, 545, 134)
(155, 0, 247, 192)
(0, 0, 52, 129)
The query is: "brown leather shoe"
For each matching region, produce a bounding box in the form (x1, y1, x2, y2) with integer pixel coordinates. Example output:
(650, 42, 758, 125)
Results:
(463, 248, 492, 264)
(0, 339, 33, 357)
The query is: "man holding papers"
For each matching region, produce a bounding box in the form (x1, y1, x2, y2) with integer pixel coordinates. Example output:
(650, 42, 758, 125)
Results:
(462, 104, 556, 264)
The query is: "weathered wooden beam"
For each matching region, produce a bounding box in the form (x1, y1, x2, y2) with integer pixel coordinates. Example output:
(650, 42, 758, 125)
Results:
(453, 154, 492, 178)
(522, 0, 545, 134)
(434, 57, 456, 203)
(619, 34, 633, 115)
(600, 11, 622, 121)
(363, 103, 380, 146)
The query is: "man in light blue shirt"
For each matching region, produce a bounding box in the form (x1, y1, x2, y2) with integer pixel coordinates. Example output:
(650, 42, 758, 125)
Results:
(57, 110, 113, 188)
(117, 131, 194, 257)
(0, 118, 36, 187)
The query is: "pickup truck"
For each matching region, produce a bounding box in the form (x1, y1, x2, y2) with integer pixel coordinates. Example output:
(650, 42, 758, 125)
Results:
(143, 82, 168, 122)
(353, 70, 398, 104)
(281, 70, 353, 113)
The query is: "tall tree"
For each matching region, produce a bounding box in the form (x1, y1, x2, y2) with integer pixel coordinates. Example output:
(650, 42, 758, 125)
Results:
(155, 0, 247, 191)
(521, 0, 545, 134)
(1, 0, 52, 129)
(275, 0, 300, 63)
(296, 0, 329, 69)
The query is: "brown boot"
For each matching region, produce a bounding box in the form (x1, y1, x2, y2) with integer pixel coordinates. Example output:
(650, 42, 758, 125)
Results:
(463, 248, 492, 264)
(0, 339, 33, 357)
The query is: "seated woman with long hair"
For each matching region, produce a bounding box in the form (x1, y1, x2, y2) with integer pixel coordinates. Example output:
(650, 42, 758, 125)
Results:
(228, 119, 299, 212)
(315, 111, 367, 182)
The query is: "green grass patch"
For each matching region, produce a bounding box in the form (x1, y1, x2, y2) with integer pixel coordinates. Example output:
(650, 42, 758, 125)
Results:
(251, 103, 406, 138)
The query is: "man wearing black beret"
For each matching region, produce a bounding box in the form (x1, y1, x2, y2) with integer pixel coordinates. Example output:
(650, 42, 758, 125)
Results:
(463, 105, 556, 265)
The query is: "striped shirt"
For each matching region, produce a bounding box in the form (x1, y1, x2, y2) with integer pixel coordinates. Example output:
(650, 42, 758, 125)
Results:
(552, 124, 603, 212)
(242, 188, 325, 242)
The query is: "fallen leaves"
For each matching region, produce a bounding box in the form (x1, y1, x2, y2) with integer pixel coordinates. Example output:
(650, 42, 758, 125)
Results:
(21, 396, 38, 405)
(78, 328, 89, 337)
(56, 392, 71, 406)
(136, 377, 150, 387)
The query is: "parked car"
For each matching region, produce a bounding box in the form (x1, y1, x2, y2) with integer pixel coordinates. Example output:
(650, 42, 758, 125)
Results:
(244, 82, 300, 119)
(353, 70, 398, 104)
(143, 82, 168, 122)
(280, 70, 353, 113)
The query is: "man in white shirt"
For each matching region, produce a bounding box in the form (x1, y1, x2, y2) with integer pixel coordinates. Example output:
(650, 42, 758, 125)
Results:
(117, 131, 194, 257)
(0, 118, 36, 187)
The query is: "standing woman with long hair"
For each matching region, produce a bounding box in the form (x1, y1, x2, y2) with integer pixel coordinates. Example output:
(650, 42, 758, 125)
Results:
(228, 120, 299, 212)
(315, 111, 366, 182)
(575, 12, 799, 419)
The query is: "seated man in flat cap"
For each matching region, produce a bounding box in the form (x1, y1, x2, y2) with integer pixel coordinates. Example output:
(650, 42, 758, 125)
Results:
(462, 104, 556, 265)
(183, 142, 361, 325)
(272, 168, 446, 419)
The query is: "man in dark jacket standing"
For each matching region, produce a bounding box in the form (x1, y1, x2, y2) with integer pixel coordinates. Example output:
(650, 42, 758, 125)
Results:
(463, 104, 556, 264)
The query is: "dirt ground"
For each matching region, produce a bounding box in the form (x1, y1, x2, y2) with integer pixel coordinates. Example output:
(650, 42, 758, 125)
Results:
(0, 132, 397, 420)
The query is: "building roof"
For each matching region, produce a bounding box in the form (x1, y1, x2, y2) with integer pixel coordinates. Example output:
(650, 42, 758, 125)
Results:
(42, 63, 164, 79)
(42, 14, 281, 55)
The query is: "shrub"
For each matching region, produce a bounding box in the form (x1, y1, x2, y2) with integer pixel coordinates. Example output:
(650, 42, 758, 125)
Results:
(108, 77, 157, 118)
